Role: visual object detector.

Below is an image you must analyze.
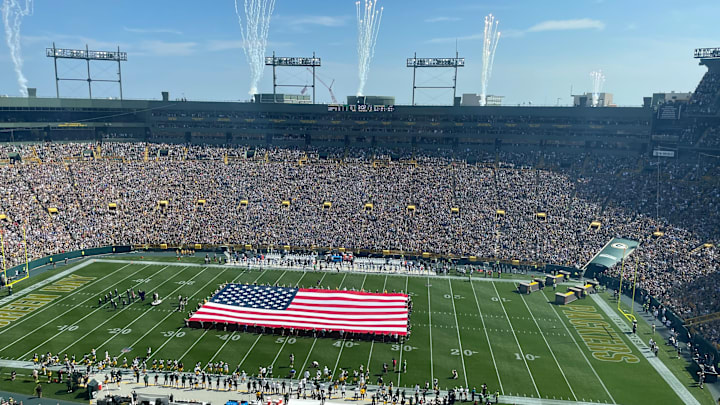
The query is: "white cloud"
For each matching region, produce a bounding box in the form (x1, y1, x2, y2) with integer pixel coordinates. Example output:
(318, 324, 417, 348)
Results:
(425, 16, 461, 23)
(527, 18, 605, 32)
(124, 27, 183, 35)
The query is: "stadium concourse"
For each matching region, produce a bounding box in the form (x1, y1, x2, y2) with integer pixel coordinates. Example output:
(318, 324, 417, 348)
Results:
(0, 143, 718, 354)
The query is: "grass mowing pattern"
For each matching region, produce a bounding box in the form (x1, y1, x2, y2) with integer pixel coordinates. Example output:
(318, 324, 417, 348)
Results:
(0, 259, 713, 405)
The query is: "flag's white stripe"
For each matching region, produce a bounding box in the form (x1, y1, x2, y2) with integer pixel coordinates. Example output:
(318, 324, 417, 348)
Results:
(192, 307, 407, 326)
(203, 302, 408, 319)
(290, 298, 408, 307)
(296, 291, 408, 301)
(189, 314, 408, 334)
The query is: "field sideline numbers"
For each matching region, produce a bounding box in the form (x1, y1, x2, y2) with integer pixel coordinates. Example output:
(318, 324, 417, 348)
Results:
(217, 334, 241, 341)
(333, 341, 358, 348)
(176, 281, 195, 286)
(444, 294, 463, 299)
(161, 330, 185, 338)
(391, 344, 416, 352)
(491, 297, 510, 302)
(57, 324, 78, 332)
(514, 353, 538, 361)
(451, 348, 477, 356)
(108, 328, 131, 335)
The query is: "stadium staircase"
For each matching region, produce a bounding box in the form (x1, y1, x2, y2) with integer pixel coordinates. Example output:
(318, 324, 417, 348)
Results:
(695, 127, 712, 148)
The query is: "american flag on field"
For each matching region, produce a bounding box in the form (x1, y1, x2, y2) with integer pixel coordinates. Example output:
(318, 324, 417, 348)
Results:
(189, 284, 409, 336)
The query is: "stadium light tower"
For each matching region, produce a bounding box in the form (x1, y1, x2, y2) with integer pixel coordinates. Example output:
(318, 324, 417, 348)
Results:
(46, 43, 127, 99)
(264, 52, 321, 103)
(407, 52, 465, 106)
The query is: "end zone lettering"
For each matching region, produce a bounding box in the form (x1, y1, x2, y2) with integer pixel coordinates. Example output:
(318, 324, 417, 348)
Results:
(562, 305, 639, 364)
(0, 294, 59, 327)
(41, 274, 96, 292)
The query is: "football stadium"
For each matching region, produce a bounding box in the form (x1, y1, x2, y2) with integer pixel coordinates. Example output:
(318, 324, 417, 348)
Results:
(0, 2, 719, 405)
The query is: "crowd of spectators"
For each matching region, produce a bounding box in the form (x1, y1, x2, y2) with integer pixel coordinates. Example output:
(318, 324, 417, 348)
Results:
(0, 142, 718, 349)
(688, 72, 720, 115)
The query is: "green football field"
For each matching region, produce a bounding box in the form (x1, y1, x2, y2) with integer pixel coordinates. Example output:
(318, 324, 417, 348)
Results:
(0, 258, 713, 405)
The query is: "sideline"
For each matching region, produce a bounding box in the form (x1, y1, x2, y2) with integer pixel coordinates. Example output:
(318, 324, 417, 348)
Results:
(591, 294, 701, 405)
(0, 359, 617, 405)
(92, 258, 543, 284)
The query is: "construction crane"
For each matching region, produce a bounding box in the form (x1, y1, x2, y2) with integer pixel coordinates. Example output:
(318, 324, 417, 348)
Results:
(306, 68, 338, 104)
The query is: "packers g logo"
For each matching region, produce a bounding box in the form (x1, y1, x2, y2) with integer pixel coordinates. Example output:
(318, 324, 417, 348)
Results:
(611, 242, 628, 250)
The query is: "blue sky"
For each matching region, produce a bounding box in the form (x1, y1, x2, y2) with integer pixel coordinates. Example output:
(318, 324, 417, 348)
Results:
(1, 0, 719, 106)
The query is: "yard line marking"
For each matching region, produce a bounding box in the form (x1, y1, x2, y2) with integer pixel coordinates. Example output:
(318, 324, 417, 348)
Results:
(178, 329, 209, 361)
(331, 337, 347, 380)
(469, 280, 503, 394)
(17, 264, 168, 360)
(121, 266, 235, 358)
(157, 269, 280, 363)
(366, 274, 389, 373)
(541, 292, 615, 403)
(54, 265, 192, 355)
(397, 275, 409, 387)
(447, 279, 468, 388)
(520, 293, 577, 401)
(0, 262, 138, 338)
(237, 334, 263, 369)
(426, 276, 434, 384)
(294, 270, 309, 287)
(490, 281, 540, 398)
(298, 337, 318, 379)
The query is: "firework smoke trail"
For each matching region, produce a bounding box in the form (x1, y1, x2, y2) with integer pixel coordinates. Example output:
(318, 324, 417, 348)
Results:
(234, 0, 276, 95)
(590, 70, 605, 107)
(1, 0, 32, 97)
(355, 0, 383, 96)
(480, 14, 500, 106)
